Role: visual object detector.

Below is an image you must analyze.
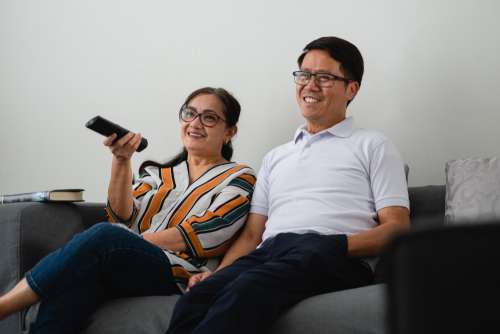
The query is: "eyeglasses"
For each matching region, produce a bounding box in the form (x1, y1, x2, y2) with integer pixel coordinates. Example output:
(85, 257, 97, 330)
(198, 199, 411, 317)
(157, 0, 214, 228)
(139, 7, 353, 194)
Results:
(292, 70, 352, 87)
(179, 106, 226, 127)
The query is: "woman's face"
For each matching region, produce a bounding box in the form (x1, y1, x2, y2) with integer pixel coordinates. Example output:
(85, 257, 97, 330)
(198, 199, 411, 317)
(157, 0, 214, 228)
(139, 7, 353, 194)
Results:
(180, 93, 235, 159)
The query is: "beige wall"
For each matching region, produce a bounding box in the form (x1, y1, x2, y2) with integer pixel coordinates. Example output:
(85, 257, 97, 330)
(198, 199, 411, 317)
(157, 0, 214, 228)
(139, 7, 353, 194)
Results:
(1, 0, 499, 201)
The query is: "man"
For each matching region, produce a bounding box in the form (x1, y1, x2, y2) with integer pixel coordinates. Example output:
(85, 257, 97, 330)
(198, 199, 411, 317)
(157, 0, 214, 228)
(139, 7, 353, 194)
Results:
(166, 36, 410, 334)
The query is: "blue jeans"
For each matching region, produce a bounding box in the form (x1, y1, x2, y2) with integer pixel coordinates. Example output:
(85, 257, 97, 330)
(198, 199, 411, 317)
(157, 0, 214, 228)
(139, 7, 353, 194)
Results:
(166, 233, 373, 334)
(25, 223, 180, 334)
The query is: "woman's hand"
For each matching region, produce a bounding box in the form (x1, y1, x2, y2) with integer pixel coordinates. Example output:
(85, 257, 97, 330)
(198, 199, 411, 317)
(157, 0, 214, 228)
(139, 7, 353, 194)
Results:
(141, 232, 158, 245)
(104, 132, 142, 162)
(187, 271, 213, 291)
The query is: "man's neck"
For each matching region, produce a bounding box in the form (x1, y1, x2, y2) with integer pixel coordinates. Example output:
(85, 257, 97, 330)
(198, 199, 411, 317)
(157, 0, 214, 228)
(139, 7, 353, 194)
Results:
(306, 115, 346, 134)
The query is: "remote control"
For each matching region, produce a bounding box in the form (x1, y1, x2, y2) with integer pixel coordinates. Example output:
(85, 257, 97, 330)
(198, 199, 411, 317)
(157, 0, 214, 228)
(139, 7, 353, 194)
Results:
(85, 115, 148, 152)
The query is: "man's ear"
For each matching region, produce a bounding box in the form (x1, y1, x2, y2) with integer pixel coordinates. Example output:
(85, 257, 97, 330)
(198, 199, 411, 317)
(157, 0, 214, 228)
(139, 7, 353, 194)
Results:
(347, 81, 360, 101)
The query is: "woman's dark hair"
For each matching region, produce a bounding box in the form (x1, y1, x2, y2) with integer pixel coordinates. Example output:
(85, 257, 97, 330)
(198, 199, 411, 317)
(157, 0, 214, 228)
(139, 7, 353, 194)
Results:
(139, 87, 241, 176)
(297, 36, 364, 106)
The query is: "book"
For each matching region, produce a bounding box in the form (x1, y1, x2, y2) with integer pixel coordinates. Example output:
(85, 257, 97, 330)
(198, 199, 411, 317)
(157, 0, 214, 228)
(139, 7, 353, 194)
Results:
(0, 189, 84, 204)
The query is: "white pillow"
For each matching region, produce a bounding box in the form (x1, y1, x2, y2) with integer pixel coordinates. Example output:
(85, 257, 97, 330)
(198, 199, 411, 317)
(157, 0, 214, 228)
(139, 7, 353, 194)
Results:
(445, 157, 500, 224)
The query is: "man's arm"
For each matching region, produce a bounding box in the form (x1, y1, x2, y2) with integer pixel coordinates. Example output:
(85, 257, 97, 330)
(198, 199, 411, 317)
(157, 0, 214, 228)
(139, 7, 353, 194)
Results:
(347, 206, 410, 257)
(187, 213, 266, 289)
(216, 213, 267, 271)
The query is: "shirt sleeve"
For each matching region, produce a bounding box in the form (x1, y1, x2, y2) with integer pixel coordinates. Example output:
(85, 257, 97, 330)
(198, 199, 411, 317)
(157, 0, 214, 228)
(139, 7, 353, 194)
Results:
(249, 153, 270, 216)
(176, 171, 256, 258)
(370, 139, 410, 211)
(105, 169, 156, 229)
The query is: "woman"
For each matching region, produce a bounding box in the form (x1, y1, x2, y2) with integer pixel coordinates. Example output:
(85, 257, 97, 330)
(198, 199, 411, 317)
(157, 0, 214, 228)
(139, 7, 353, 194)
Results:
(0, 87, 255, 333)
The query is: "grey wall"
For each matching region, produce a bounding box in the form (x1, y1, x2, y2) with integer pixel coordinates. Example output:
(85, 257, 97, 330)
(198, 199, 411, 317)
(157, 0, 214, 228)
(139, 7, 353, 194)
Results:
(1, 0, 499, 202)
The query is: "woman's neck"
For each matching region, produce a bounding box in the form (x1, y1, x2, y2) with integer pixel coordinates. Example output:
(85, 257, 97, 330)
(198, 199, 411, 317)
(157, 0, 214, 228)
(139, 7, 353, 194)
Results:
(186, 154, 228, 184)
(187, 154, 227, 167)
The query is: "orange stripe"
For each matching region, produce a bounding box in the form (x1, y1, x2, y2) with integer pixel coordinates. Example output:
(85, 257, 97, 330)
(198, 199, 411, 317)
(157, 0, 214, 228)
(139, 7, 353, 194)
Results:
(238, 173, 256, 186)
(104, 207, 116, 223)
(181, 197, 248, 257)
(171, 266, 192, 280)
(138, 168, 174, 232)
(199, 233, 237, 258)
(132, 183, 152, 198)
(167, 165, 247, 228)
(188, 195, 248, 225)
(180, 223, 206, 257)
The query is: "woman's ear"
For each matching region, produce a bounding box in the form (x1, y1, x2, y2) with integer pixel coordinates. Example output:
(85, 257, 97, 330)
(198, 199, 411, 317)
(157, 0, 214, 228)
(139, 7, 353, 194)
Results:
(226, 126, 238, 143)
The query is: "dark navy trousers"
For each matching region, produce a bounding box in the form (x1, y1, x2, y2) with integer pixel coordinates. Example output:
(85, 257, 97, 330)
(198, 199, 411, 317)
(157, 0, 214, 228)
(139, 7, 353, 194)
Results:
(166, 233, 373, 334)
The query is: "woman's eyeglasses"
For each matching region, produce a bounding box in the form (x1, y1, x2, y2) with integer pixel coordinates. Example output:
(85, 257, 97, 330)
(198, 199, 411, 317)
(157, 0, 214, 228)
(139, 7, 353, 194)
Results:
(179, 107, 226, 127)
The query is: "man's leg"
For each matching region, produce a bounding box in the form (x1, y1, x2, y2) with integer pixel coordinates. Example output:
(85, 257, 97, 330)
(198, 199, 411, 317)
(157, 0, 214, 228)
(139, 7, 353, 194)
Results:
(26, 223, 180, 334)
(191, 233, 373, 334)
(166, 245, 271, 334)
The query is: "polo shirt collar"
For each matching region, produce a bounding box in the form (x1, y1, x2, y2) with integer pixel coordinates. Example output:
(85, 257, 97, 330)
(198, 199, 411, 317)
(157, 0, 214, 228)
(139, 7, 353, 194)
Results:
(293, 116, 355, 143)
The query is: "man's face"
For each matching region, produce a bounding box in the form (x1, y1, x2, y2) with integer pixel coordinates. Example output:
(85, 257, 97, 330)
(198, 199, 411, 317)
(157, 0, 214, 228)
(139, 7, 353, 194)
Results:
(295, 50, 358, 129)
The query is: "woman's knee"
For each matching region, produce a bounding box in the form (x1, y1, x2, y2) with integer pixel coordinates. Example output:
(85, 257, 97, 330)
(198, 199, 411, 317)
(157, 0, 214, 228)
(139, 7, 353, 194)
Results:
(69, 223, 126, 252)
(83, 222, 126, 240)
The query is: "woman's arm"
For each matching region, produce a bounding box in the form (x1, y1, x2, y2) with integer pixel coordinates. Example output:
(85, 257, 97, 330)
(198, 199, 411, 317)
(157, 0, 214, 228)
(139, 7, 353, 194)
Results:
(175, 172, 255, 258)
(142, 228, 187, 252)
(105, 132, 142, 220)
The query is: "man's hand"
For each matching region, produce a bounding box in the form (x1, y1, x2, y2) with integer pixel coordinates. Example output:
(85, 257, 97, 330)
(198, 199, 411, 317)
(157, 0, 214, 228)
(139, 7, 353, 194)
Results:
(187, 271, 213, 291)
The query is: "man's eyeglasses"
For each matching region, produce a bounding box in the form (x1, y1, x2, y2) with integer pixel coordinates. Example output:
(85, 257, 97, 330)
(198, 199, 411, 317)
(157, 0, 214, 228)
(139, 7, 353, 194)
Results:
(179, 106, 226, 127)
(292, 70, 352, 87)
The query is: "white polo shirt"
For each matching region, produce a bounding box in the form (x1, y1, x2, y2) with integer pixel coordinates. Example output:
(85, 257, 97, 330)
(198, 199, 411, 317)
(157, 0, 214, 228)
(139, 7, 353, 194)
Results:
(250, 116, 409, 242)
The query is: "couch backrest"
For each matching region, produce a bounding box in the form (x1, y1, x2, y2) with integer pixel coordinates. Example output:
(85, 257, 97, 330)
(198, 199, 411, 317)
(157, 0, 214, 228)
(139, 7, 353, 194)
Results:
(408, 185, 446, 230)
(375, 185, 446, 283)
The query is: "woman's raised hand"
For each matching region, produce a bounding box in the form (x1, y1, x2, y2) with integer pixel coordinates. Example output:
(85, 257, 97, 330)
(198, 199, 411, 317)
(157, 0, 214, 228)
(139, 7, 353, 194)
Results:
(104, 132, 142, 162)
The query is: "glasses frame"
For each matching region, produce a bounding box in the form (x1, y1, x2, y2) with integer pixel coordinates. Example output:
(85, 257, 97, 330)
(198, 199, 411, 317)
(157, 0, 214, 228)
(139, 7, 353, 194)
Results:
(292, 70, 353, 87)
(179, 106, 227, 128)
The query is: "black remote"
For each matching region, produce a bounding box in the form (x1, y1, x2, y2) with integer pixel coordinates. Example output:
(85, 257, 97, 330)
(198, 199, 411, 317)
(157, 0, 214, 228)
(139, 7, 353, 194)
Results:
(85, 115, 148, 152)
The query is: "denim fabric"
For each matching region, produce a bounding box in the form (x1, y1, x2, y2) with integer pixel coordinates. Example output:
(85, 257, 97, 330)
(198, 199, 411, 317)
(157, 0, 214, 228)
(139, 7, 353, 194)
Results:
(167, 233, 373, 334)
(25, 223, 180, 334)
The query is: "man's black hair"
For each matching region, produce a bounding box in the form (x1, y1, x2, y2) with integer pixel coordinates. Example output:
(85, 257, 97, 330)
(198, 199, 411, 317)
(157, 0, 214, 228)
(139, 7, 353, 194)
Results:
(297, 36, 364, 86)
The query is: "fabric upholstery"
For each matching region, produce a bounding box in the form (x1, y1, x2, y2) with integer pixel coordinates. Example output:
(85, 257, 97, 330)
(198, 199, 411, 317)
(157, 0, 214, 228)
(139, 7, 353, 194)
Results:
(0, 184, 445, 334)
(387, 224, 500, 333)
(272, 284, 386, 334)
(80, 285, 386, 334)
(445, 157, 500, 224)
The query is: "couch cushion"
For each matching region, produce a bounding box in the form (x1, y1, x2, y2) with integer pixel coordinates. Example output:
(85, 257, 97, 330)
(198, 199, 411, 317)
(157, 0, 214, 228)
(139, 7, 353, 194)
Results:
(79, 285, 386, 334)
(83, 296, 180, 334)
(445, 157, 500, 224)
(271, 284, 387, 334)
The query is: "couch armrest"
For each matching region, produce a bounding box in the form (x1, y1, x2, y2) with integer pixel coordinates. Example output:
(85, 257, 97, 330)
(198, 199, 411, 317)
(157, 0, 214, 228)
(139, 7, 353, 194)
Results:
(0, 202, 106, 334)
(386, 224, 500, 334)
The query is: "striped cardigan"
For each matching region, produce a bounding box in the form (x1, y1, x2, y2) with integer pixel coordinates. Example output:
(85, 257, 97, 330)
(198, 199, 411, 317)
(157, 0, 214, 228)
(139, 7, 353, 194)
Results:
(106, 161, 255, 289)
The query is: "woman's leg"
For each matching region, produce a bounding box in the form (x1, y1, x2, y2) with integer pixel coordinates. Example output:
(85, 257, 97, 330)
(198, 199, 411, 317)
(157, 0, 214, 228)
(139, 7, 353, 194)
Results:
(3, 222, 179, 334)
(0, 278, 38, 320)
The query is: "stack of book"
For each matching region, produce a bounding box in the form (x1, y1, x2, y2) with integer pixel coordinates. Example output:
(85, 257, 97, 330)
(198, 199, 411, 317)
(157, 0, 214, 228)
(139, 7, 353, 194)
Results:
(0, 189, 84, 204)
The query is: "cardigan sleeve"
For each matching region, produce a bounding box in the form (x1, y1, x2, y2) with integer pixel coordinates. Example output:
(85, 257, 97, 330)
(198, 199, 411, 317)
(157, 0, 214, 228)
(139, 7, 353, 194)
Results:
(105, 168, 157, 230)
(176, 172, 256, 258)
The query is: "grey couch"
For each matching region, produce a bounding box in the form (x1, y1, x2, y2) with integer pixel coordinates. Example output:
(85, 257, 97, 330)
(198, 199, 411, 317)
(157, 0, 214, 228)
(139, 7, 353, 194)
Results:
(0, 185, 445, 334)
